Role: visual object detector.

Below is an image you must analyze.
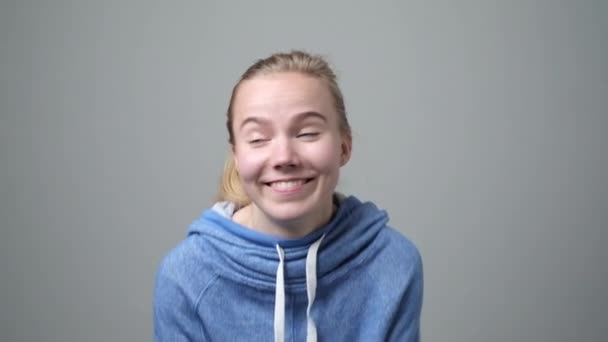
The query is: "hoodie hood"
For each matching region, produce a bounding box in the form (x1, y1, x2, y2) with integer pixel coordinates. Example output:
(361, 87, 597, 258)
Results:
(155, 194, 423, 341)
(187, 195, 389, 293)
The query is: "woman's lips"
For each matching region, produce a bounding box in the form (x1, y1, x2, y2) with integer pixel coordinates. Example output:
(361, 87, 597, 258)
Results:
(265, 178, 314, 193)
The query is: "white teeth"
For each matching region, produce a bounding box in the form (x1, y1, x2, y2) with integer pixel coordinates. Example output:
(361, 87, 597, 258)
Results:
(270, 180, 305, 190)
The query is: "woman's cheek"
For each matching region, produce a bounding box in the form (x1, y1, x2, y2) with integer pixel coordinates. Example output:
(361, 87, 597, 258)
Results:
(307, 140, 343, 172)
(235, 148, 267, 182)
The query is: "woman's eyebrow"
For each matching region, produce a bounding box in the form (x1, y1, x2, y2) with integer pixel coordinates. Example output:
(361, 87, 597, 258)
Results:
(240, 112, 327, 129)
(239, 116, 270, 129)
(293, 111, 328, 123)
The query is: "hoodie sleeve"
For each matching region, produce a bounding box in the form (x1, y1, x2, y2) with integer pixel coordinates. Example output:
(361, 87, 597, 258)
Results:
(387, 246, 424, 342)
(153, 257, 204, 341)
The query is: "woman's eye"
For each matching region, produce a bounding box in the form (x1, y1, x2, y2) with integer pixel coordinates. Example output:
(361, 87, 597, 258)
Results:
(297, 132, 320, 138)
(248, 138, 267, 144)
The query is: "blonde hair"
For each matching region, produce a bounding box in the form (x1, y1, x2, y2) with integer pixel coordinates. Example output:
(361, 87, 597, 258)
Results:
(217, 50, 351, 206)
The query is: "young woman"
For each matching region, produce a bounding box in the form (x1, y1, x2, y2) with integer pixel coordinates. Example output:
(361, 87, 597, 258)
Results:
(154, 51, 423, 341)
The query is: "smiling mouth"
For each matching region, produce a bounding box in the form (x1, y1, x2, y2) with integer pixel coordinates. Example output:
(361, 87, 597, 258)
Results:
(265, 178, 315, 191)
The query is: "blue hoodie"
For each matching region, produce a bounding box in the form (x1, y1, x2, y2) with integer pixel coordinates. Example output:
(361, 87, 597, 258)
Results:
(154, 195, 423, 341)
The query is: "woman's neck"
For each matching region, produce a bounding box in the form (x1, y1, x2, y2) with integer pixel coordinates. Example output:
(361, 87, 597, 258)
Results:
(232, 201, 336, 239)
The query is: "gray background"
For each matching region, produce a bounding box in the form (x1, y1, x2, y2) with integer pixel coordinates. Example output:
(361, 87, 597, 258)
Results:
(1, 1, 606, 341)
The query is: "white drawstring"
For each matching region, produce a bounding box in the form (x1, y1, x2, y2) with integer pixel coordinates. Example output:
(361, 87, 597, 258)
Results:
(305, 234, 325, 342)
(274, 234, 325, 342)
(274, 245, 286, 342)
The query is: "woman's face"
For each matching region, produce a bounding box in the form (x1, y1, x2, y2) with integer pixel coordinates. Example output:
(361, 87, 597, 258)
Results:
(231, 72, 351, 232)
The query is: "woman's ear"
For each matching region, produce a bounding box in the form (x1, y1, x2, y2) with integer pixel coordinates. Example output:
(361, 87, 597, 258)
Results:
(340, 134, 352, 166)
(231, 147, 239, 169)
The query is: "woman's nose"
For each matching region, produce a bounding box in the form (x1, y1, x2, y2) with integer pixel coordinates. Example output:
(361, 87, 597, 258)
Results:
(271, 137, 300, 170)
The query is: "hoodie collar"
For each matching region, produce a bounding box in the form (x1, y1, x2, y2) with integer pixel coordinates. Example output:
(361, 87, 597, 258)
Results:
(188, 195, 388, 292)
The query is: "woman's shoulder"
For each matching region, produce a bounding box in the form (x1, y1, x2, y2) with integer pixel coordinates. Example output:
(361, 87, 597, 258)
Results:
(155, 233, 218, 294)
(369, 225, 423, 285)
(336, 195, 422, 271)
(381, 226, 422, 263)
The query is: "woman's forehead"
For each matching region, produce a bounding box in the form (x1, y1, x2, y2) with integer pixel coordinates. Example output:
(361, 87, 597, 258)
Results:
(233, 72, 335, 117)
